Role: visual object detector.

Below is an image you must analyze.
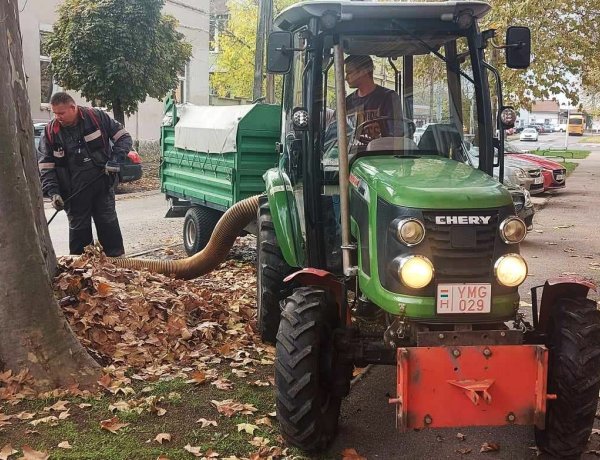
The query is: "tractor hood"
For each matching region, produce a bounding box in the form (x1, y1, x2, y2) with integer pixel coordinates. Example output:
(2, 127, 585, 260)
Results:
(350, 156, 513, 209)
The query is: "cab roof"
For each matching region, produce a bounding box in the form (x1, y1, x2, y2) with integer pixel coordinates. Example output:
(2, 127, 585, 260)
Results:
(274, 1, 491, 32)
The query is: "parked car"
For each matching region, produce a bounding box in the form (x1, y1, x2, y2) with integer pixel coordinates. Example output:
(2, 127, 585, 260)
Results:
(504, 142, 566, 191)
(520, 127, 539, 141)
(33, 122, 142, 184)
(507, 184, 535, 230)
(543, 123, 554, 133)
(557, 123, 567, 132)
(465, 145, 544, 194)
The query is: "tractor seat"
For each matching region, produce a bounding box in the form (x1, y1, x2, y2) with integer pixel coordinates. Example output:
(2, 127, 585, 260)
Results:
(366, 136, 420, 152)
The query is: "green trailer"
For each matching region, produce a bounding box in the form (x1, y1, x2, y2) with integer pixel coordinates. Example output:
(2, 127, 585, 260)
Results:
(160, 99, 281, 255)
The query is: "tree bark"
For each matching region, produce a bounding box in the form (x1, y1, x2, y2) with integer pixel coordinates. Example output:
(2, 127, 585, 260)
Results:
(0, 0, 100, 388)
(112, 98, 125, 126)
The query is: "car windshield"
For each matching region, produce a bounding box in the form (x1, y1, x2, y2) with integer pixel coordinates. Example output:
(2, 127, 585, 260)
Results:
(523, 128, 536, 133)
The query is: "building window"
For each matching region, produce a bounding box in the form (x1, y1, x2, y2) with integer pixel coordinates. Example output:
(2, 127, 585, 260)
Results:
(40, 29, 61, 105)
(209, 14, 229, 53)
(175, 64, 189, 103)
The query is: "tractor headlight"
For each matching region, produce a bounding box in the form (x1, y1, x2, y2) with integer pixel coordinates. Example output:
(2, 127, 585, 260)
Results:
(494, 254, 528, 287)
(395, 218, 425, 246)
(397, 255, 434, 289)
(499, 216, 527, 244)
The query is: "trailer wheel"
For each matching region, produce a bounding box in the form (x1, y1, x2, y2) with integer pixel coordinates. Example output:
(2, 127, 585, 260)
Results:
(275, 287, 349, 452)
(183, 206, 221, 256)
(535, 297, 600, 459)
(256, 197, 293, 343)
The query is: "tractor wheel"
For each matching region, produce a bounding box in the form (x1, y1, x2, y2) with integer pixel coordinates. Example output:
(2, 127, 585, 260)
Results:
(535, 297, 600, 459)
(256, 197, 293, 343)
(182, 206, 221, 256)
(275, 287, 350, 452)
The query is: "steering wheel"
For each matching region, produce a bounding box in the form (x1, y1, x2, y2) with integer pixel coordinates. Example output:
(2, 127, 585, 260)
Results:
(351, 116, 394, 145)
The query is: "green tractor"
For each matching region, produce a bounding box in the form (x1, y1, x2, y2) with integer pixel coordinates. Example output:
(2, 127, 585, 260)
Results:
(257, 1, 600, 457)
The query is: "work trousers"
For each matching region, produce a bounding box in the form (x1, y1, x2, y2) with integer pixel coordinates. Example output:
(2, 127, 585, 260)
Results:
(66, 176, 124, 256)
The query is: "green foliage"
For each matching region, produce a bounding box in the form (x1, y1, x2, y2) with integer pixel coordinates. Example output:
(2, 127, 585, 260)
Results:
(213, 0, 600, 111)
(211, 0, 296, 100)
(47, 0, 192, 119)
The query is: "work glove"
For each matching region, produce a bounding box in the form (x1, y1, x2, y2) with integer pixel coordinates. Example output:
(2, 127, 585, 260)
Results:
(51, 194, 64, 211)
(105, 160, 121, 175)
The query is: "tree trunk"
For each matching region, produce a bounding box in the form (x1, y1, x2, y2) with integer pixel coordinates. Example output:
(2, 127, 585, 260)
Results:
(112, 98, 125, 126)
(0, 0, 100, 388)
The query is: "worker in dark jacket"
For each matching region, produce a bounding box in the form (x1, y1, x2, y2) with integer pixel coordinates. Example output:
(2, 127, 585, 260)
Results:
(38, 92, 132, 256)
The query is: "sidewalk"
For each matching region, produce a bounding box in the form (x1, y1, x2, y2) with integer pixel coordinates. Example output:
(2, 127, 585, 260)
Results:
(520, 143, 600, 302)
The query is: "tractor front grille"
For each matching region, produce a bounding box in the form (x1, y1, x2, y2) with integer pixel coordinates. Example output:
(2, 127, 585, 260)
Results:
(423, 211, 497, 281)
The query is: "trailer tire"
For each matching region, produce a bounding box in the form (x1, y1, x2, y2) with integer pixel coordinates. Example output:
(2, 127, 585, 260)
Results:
(256, 197, 293, 343)
(183, 206, 222, 256)
(275, 287, 347, 452)
(535, 297, 600, 459)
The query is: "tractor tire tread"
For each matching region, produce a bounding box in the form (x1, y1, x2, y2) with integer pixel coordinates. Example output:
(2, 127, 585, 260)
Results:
(536, 297, 600, 459)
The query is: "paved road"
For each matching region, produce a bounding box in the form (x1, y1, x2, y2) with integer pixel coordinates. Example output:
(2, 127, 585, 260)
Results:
(327, 138, 600, 459)
(44, 191, 182, 256)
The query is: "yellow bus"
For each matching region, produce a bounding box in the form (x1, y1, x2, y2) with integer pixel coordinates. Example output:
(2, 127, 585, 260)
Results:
(568, 113, 585, 136)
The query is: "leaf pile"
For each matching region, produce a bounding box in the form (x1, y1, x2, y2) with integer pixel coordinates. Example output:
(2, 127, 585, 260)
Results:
(54, 245, 263, 379)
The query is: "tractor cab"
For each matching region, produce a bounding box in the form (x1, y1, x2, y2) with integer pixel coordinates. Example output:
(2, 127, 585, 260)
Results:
(258, 1, 600, 457)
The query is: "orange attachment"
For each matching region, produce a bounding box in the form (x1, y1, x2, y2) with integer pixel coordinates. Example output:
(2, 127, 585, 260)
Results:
(390, 345, 549, 431)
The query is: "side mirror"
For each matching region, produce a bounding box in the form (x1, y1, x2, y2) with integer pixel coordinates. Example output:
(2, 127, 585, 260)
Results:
(505, 26, 531, 69)
(267, 31, 293, 74)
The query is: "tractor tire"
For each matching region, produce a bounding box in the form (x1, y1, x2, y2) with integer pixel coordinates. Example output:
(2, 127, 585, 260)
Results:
(275, 287, 350, 452)
(535, 297, 600, 459)
(182, 206, 222, 256)
(256, 197, 293, 344)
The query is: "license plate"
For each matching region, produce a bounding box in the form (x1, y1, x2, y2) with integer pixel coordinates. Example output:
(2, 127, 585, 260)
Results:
(437, 283, 491, 314)
(534, 177, 543, 184)
(556, 174, 564, 181)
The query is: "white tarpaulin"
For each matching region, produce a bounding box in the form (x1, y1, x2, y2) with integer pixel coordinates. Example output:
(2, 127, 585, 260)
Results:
(174, 104, 256, 154)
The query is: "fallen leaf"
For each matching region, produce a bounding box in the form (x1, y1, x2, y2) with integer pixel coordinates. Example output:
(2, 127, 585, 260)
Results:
(100, 417, 129, 434)
(0, 444, 17, 460)
(196, 418, 218, 428)
(58, 410, 71, 420)
(14, 412, 36, 420)
(480, 442, 500, 453)
(237, 423, 259, 435)
(108, 400, 131, 413)
(183, 444, 202, 457)
(436, 434, 444, 442)
(248, 436, 270, 448)
(57, 441, 72, 449)
(254, 416, 272, 427)
(78, 403, 92, 409)
(18, 446, 49, 460)
(186, 371, 207, 385)
(456, 432, 466, 441)
(154, 433, 171, 444)
(456, 447, 472, 455)
(47, 400, 69, 412)
(341, 448, 367, 460)
(29, 416, 58, 426)
(553, 224, 574, 229)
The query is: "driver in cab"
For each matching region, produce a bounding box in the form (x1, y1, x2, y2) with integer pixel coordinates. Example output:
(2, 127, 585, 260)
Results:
(345, 55, 405, 141)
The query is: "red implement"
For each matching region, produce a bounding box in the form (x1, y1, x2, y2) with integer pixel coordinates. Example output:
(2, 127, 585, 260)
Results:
(390, 345, 550, 431)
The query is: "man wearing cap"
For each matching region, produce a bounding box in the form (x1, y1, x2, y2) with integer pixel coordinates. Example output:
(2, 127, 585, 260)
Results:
(344, 55, 404, 140)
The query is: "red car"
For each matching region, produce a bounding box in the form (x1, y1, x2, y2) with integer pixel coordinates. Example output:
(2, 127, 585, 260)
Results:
(505, 143, 566, 191)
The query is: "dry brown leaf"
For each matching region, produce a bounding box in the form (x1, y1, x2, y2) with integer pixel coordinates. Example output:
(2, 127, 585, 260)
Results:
(47, 400, 69, 412)
(78, 403, 92, 409)
(183, 444, 202, 457)
(211, 379, 233, 390)
(18, 446, 49, 460)
(480, 442, 500, 453)
(456, 432, 466, 441)
(196, 418, 218, 428)
(100, 416, 129, 434)
(14, 412, 36, 420)
(154, 433, 171, 444)
(58, 410, 71, 420)
(156, 456, 170, 460)
(186, 371, 207, 385)
(29, 416, 58, 426)
(57, 441, 72, 449)
(341, 448, 367, 460)
(0, 444, 17, 460)
(456, 447, 472, 455)
(254, 416, 272, 427)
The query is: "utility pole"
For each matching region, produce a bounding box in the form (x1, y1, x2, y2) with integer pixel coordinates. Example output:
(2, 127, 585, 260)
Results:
(253, 0, 273, 102)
